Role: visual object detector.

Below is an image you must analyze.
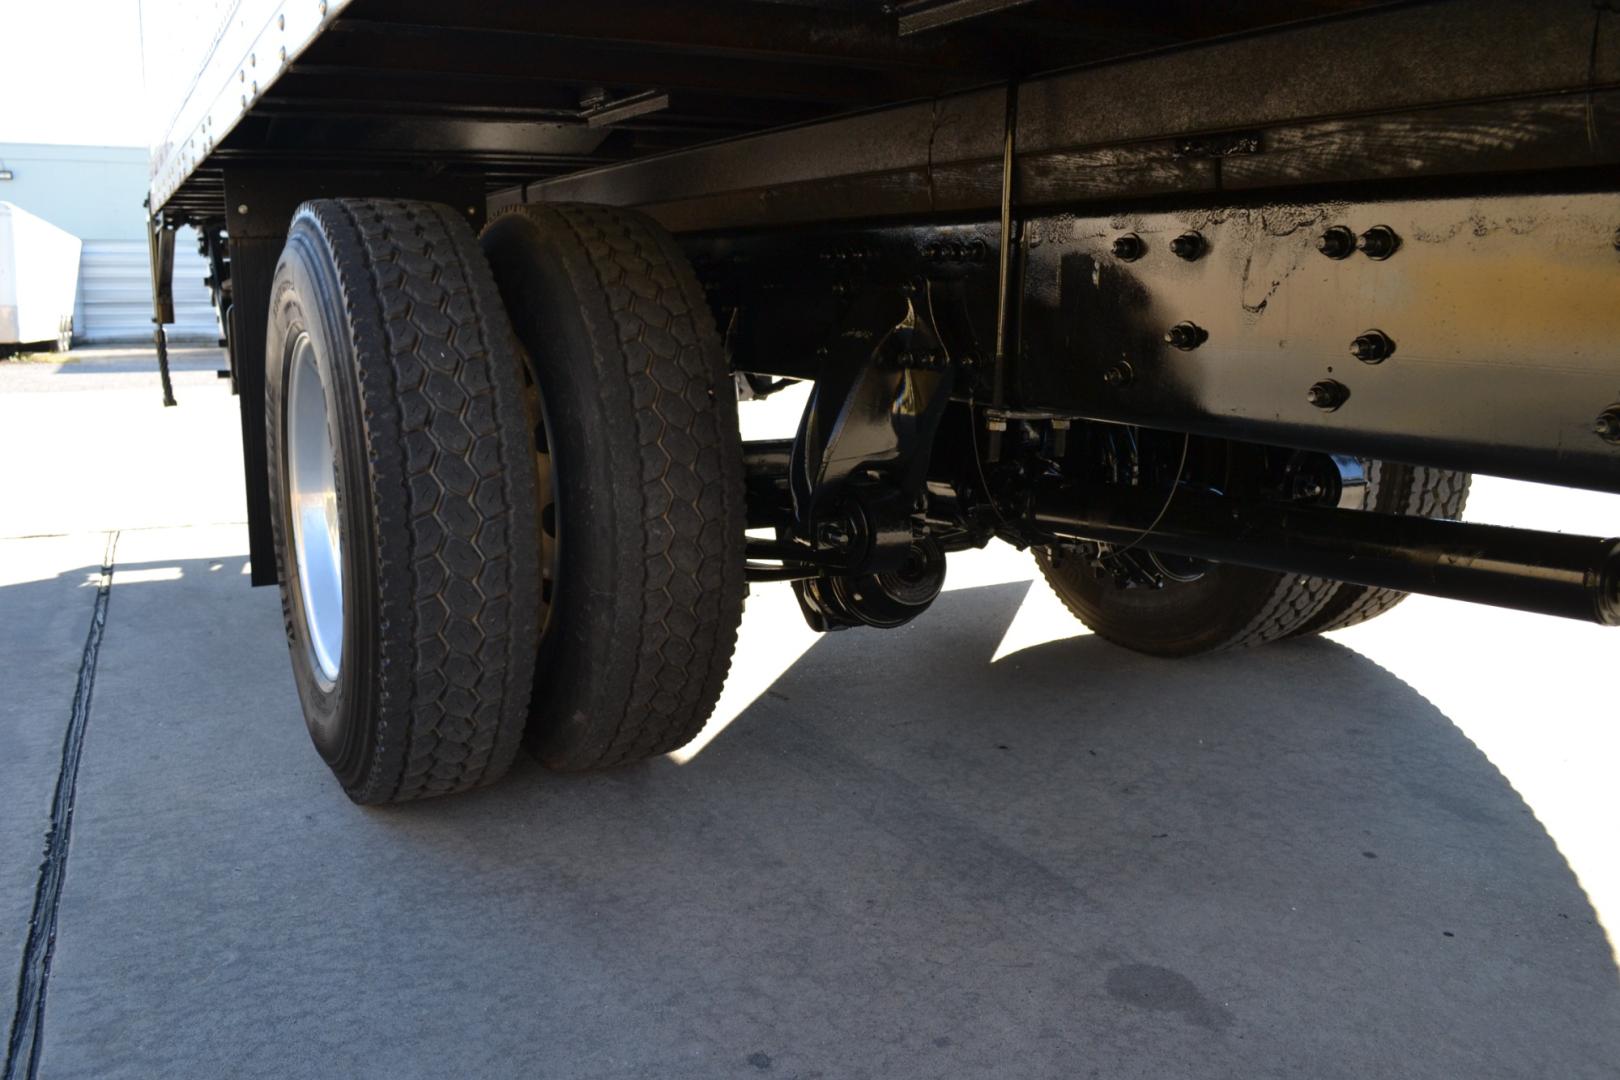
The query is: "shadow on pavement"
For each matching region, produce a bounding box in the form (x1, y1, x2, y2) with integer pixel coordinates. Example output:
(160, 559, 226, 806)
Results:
(7, 558, 1618, 1079)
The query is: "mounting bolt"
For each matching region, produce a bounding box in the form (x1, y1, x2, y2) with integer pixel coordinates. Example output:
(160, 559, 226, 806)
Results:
(1164, 321, 1208, 351)
(1111, 233, 1145, 262)
(1317, 226, 1356, 259)
(1357, 225, 1401, 260)
(1307, 379, 1350, 411)
(1169, 231, 1206, 261)
(1595, 406, 1620, 444)
(236, 203, 249, 215)
(1349, 329, 1396, 363)
(1102, 363, 1134, 388)
(817, 521, 853, 551)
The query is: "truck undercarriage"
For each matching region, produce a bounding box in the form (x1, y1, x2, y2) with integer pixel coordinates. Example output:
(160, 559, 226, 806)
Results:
(144, 0, 1620, 800)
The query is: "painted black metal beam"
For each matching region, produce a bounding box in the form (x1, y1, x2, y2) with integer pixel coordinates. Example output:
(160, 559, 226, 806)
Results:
(339, 0, 1010, 74)
(526, 0, 1620, 230)
(305, 22, 950, 106)
(898, 0, 1037, 36)
(1033, 485, 1620, 626)
(684, 185, 1620, 495)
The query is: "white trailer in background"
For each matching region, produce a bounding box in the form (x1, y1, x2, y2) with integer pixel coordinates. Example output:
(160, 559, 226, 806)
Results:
(0, 202, 80, 352)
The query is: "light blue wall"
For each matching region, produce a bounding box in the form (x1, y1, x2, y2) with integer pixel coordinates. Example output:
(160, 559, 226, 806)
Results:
(0, 144, 149, 241)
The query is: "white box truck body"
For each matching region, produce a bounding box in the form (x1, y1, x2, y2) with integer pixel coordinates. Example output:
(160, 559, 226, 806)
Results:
(0, 202, 81, 349)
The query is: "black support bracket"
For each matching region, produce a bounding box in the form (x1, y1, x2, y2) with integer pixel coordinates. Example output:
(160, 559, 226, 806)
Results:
(144, 197, 177, 408)
(789, 286, 955, 573)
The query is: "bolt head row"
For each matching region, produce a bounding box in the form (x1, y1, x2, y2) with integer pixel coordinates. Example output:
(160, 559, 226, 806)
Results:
(1102, 363, 1133, 387)
(921, 239, 988, 262)
(1596, 409, 1620, 444)
(1350, 329, 1395, 363)
(1319, 224, 1400, 260)
(1111, 233, 1145, 261)
(1111, 231, 1204, 262)
(1164, 321, 1207, 351)
(1167, 231, 1205, 261)
(1307, 379, 1349, 411)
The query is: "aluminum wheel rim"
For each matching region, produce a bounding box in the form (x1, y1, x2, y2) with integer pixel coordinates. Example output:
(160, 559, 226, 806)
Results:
(287, 332, 344, 684)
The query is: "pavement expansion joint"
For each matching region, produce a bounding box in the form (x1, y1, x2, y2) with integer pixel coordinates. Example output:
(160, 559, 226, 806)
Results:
(3, 530, 119, 1080)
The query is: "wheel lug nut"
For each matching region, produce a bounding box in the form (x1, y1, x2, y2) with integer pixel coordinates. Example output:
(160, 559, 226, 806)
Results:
(1169, 231, 1205, 261)
(1111, 233, 1145, 261)
(1357, 225, 1401, 260)
(1307, 379, 1349, 411)
(1317, 225, 1356, 259)
(1164, 321, 1207, 351)
(1349, 329, 1395, 363)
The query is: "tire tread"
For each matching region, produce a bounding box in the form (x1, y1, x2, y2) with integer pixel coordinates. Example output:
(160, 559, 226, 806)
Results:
(298, 198, 539, 802)
(1292, 464, 1471, 636)
(496, 203, 745, 770)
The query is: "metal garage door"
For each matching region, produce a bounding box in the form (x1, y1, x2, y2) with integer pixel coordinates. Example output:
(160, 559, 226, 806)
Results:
(73, 227, 218, 345)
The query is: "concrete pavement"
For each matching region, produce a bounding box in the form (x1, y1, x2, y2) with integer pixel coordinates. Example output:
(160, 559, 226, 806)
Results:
(3, 349, 1618, 1078)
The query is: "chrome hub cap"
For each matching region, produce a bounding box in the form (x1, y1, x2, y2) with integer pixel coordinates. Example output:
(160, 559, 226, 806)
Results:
(287, 333, 344, 683)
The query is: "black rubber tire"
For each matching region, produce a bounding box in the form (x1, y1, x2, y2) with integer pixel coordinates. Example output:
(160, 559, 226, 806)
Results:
(1034, 460, 1470, 657)
(1034, 549, 1341, 658)
(265, 198, 542, 804)
(1290, 463, 1471, 635)
(480, 203, 746, 771)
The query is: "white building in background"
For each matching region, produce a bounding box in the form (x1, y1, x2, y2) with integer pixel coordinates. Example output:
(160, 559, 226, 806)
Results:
(0, 143, 216, 344)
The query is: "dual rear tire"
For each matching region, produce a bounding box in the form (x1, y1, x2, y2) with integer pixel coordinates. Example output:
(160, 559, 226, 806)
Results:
(265, 197, 1463, 799)
(264, 198, 743, 803)
(1035, 461, 1471, 657)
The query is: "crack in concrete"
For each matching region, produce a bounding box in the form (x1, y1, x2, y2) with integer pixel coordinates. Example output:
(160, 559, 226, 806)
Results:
(3, 530, 118, 1080)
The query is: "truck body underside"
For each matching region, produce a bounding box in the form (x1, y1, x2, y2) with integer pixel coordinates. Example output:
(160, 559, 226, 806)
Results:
(148, 0, 1620, 623)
